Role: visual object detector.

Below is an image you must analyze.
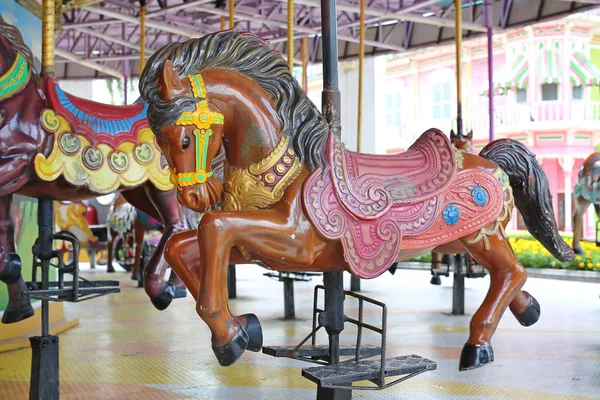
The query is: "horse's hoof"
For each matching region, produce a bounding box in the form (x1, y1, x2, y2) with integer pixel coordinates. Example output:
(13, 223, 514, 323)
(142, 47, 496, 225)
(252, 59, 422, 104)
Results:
(212, 327, 249, 366)
(149, 282, 175, 311)
(173, 286, 187, 299)
(459, 343, 494, 371)
(573, 246, 585, 255)
(239, 313, 263, 352)
(430, 276, 442, 285)
(137, 278, 144, 288)
(514, 295, 540, 327)
(0, 253, 22, 285)
(2, 303, 34, 324)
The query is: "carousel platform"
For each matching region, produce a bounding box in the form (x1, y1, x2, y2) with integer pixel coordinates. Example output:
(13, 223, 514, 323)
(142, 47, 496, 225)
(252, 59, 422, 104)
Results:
(0, 265, 598, 399)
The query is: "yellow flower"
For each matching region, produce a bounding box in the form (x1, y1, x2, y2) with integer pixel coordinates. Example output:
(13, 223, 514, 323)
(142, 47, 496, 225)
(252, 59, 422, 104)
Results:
(596, 263, 600, 267)
(578, 262, 585, 267)
(587, 263, 593, 269)
(576, 255, 582, 261)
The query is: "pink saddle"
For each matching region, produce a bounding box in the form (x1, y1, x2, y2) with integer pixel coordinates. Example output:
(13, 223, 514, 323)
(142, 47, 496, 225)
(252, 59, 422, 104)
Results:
(328, 129, 456, 220)
(304, 129, 506, 279)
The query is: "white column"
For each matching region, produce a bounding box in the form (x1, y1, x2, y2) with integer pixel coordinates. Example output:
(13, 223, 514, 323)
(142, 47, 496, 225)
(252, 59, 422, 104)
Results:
(559, 156, 574, 232)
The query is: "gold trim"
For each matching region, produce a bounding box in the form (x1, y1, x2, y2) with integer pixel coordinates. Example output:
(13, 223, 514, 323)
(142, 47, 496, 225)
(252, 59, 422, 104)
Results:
(222, 137, 302, 211)
(454, 148, 464, 169)
(176, 100, 224, 130)
(248, 136, 291, 175)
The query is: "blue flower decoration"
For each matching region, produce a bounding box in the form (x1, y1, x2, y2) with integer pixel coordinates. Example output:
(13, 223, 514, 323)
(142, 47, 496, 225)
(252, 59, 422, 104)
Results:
(443, 204, 460, 225)
(472, 186, 488, 206)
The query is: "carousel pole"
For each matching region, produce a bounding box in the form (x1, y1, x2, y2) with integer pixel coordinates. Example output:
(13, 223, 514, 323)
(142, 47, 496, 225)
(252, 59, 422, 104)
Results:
(221, 16, 226, 30)
(139, 0, 147, 75)
(452, 0, 465, 316)
(484, 0, 494, 142)
(302, 37, 308, 92)
(320, 0, 350, 398)
(288, 0, 294, 74)
(229, 0, 235, 28)
(31, 2, 59, 398)
(350, 0, 366, 294)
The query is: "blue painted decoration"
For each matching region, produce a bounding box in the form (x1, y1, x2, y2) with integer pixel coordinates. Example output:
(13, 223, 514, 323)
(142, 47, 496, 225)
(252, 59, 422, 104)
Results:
(443, 204, 460, 225)
(472, 186, 489, 206)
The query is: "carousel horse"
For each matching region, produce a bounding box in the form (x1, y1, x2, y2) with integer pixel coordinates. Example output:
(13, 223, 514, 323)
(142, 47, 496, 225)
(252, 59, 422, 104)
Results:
(572, 152, 600, 254)
(55, 201, 103, 250)
(139, 30, 573, 371)
(107, 194, 162, 283)
(0, 16, 187, 324)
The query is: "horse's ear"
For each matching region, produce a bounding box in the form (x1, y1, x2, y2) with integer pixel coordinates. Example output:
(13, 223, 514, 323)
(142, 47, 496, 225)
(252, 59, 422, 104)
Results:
(467, 130, 473, 139)
(450, 129, 456, 139)
(159, 60, 185, 101)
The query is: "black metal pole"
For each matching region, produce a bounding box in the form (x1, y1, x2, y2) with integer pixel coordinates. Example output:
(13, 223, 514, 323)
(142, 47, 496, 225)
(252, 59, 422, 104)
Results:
(452, 254, 465, 316)
(283, 278, 295, 320)
(319, 0, 351, 397)
(30, 198, 59, 400)
(350, 276, 360, 292)
(227, 264, 236, 299)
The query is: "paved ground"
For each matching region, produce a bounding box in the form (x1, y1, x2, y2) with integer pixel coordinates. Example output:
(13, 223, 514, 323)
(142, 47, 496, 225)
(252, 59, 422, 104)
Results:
(0, 264, 598, 399)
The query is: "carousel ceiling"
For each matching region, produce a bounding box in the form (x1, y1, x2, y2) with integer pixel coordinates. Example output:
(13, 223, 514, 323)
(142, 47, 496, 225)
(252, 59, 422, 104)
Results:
(20, 0, 600, 79)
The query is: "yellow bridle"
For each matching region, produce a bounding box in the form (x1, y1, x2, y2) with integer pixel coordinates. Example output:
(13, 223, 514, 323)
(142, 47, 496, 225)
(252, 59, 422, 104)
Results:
(169, 74, 225, 190)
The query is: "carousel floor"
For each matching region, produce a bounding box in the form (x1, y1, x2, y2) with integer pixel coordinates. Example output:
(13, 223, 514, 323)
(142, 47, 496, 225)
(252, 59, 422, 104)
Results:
(0, 265, 598, 399)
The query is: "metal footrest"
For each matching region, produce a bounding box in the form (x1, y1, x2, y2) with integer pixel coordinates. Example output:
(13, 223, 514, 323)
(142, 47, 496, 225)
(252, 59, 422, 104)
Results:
(302, 354, 437, 390)
(24, 280, 120, 302)
(264, 271, 321, 282)
(263, 344, 380, 359)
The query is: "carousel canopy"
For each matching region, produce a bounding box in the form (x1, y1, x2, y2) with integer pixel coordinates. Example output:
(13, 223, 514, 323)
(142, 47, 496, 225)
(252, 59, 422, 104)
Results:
(12, 0, 600, 79)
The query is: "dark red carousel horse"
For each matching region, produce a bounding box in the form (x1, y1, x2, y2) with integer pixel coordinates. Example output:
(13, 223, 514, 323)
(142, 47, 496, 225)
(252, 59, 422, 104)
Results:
(572, 152, 600, 254)
(139, 31, 573, 370)
(0, 16, 186, 323)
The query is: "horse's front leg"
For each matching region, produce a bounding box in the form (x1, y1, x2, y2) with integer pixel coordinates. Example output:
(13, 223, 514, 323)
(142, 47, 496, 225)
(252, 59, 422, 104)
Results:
(0, 194, 33, 324)
(196, 207, 324, 366)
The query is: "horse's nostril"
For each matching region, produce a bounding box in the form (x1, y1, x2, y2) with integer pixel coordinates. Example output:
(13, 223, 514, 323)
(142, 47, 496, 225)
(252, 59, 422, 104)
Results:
(186, 192, 199, 207)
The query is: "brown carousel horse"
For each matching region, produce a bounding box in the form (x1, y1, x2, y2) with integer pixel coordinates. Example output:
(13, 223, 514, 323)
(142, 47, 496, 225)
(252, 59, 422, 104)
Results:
(0, 17, 186, 323)
(139, 30, 574, 370)
(572, 152, 600, 254)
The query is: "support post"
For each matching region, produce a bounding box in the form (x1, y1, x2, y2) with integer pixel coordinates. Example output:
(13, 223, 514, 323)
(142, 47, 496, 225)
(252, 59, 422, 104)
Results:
(484, 0, 494, 141)
(283, 278, 295, 320)
(319, 0, 350, 396)
(229, 0, 234, 28)
(139, 0, 146, 74)
(288, 0, 294, 73)
(227, 264, 236, 299)
(452, 254, 465, 316)
(454, 0, 463, 136)
(30, 198, 59, 400)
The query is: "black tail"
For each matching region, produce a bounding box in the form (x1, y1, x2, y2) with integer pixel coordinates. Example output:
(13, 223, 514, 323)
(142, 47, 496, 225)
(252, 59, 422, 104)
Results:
(479, 139, 575, 262)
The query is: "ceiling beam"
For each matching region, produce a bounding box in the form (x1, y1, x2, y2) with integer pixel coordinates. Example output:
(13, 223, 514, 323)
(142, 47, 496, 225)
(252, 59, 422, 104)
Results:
(200, 7, 405, 51)
(55, 48, 125, 79)
(72, 27, 155, 54)
(146, 0, 216, 18)
(83, 5, 202, 38)
(274, 0, 489, 32)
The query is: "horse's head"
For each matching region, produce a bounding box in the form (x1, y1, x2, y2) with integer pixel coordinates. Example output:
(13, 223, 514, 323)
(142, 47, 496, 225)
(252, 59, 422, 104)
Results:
(450, 129, 473, 153)
(154, 60, 225, 213)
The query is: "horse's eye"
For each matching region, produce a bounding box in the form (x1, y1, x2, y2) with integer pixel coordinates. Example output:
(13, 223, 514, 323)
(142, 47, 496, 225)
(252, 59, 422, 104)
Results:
(182, 135, 191, 150)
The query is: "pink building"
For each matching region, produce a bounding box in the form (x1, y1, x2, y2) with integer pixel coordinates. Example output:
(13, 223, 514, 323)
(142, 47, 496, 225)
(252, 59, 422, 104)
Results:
(363, 17, 600, 237)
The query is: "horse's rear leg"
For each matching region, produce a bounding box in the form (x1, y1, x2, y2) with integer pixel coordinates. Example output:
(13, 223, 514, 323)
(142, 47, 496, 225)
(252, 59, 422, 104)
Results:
(459, 232, 535, 371)
(572, 195, 591, 255)
(0, 195, 33, 324)
(131, 219, 145, 283)
(121, 185, 185, 310)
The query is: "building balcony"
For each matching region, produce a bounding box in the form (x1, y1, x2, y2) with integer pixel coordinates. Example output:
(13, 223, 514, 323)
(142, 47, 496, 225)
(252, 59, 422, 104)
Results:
(468, 100, 600, 137)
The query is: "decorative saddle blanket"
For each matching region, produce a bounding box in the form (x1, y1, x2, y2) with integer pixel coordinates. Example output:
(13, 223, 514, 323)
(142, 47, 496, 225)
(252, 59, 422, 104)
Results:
(303, 129, 509, 279)
(34, 78, 171, 194)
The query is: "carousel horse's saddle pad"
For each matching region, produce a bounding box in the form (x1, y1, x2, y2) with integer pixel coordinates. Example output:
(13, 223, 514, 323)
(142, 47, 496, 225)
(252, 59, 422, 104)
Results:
(328, 129, 456, 221)
(304, 131, 508, 279)
(35, 78, 171, 194)
(44, 78, 148, 145)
